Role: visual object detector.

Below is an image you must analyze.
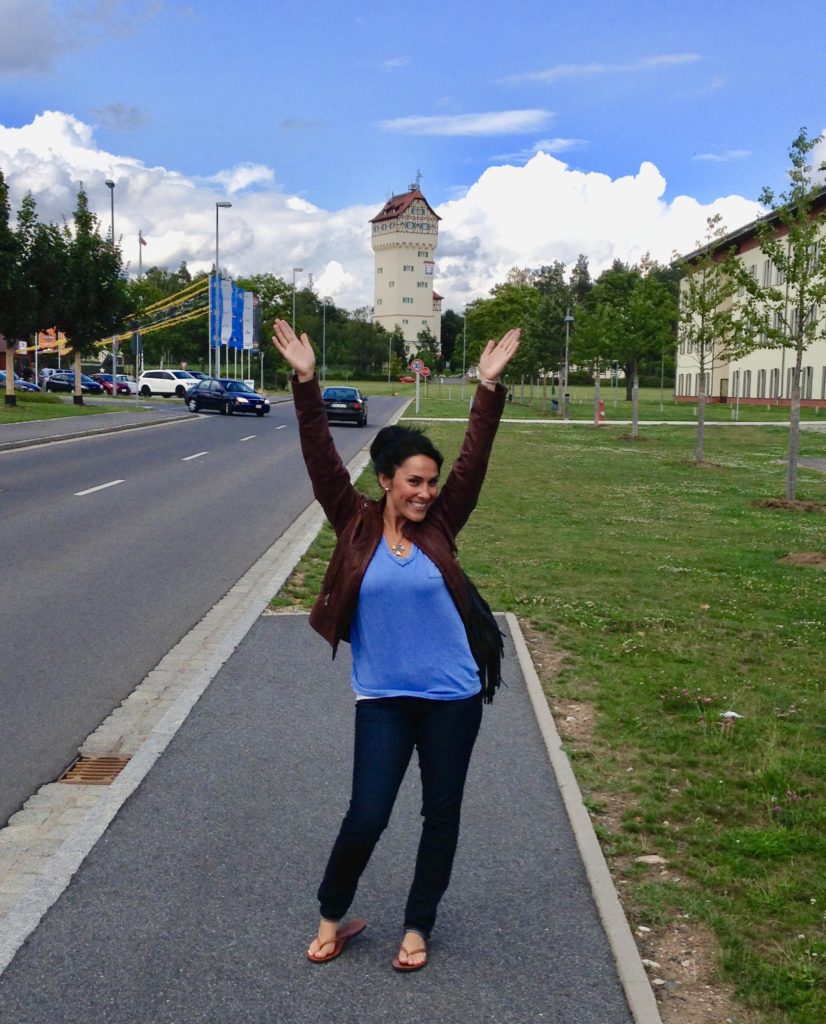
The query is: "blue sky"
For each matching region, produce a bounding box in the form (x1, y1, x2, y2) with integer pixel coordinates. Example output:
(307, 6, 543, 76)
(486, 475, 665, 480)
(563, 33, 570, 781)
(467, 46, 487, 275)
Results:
(1, 0, 825, 310)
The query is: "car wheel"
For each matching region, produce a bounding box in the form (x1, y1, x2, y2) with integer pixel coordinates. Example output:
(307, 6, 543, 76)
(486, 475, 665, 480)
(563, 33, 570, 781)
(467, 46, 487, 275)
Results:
(255, 408, 265, 417)
(360, 415, 367, 427)
(140, 386, 152, 397)
(175, 385, 186, 398)
(189, 399, 199, 413)
(224, 400, 234, 416)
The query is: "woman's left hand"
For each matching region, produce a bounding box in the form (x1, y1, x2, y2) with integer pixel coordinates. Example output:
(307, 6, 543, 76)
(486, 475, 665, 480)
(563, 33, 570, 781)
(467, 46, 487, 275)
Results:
(478, 328, 521, 383)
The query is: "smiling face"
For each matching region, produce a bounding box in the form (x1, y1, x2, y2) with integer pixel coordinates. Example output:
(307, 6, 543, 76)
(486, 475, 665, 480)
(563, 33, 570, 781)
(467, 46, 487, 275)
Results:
(380, 454, 440, 524)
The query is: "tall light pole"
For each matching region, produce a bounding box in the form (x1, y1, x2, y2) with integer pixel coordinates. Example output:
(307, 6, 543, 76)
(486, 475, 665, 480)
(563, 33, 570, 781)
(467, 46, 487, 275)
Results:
(105, 179, 117, 400)
(292, 267, 303, 334)
(213, 201, 232, 377)
(563, 309, 574, 419)
(461, 315, 467, 399)
(321, 295, 331, 385)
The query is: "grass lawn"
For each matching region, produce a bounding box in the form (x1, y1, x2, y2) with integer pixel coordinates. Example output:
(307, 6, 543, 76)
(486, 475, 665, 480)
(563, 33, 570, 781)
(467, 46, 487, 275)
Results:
(273, 414, 825, 1024)
(0, 393, 121, 424)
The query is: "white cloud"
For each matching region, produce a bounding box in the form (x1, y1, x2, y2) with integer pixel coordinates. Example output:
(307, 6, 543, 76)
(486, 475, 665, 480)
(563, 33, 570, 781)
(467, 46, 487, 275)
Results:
(212, 163, 276, 193)
(0, 1, 162, 75)
(0, 112, 764, 315)
(693, 149, 751, 162)
(501, 53, 701, 85)
(379, 110, 553, 136)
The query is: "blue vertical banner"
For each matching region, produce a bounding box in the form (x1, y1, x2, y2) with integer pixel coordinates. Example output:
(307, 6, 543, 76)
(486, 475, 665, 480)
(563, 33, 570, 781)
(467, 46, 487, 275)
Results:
(209, 274, 222, 348)
(230, 285, 245, 349)
(242, 290, 255, 349)
(220, 278, 233, 344)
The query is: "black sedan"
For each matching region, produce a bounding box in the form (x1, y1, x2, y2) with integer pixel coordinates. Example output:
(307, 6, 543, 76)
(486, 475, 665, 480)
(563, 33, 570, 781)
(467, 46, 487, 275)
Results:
(186, 378, 270, 416)
(44, 372, 105, 394)
(0, 371, 41, 392)
(322, 386, 368, 427)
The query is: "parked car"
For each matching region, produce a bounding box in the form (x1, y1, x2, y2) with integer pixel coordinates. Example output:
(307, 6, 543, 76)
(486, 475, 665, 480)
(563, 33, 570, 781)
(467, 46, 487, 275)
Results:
(321, 386, 368, 427)
(116, 374, 140, 394)
(186, 371, 210, 381)
(399, 375, 416, 383)
(44, 372, 105, 394)
(186, 377, 270, 416)
(0, 370, 42, 392)
(91, 373, 131, 395)
(137, 369, 200, 398)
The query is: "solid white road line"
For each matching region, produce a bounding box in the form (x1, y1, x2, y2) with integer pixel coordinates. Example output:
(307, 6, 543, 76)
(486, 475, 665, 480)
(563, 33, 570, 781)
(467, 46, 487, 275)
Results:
(74, 479, 125, 496)
(182, 451, 208, 461)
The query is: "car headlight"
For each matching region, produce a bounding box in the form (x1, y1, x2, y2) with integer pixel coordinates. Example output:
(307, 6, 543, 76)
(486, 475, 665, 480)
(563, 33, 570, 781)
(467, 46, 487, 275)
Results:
(236, 396, 249, 404)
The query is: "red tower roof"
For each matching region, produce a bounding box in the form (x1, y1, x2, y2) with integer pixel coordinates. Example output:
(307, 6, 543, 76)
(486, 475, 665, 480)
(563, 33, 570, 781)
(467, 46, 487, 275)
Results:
(370, 189, 441, 224)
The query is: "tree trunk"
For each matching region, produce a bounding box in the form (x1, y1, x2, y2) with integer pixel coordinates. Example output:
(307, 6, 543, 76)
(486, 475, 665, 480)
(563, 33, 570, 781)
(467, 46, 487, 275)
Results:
(631, 365, 640, 439)
(73, 350, 83, 405)
(625, 362, 634, 401)
(786, 349, 803, 501)
(593, 363, 602, 425)
(695, 371, 706, 465)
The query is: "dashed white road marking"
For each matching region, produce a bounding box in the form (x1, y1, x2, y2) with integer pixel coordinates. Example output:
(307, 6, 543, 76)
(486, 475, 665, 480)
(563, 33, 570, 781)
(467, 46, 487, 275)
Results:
(182, 451, 208, 461)
(240, 435, 256, 442)
(275, 425, 286, 430)
(74, 479, 125, 496)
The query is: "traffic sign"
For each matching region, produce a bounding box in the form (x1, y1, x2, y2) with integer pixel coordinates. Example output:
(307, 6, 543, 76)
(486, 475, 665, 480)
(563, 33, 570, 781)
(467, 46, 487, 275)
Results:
(410, 358, 424, 372)
(420, 366, 431, 378)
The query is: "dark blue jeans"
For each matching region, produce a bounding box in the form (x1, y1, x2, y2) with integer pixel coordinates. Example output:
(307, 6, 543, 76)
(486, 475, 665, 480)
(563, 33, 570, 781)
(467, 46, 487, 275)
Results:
(317, 692, 483, 939)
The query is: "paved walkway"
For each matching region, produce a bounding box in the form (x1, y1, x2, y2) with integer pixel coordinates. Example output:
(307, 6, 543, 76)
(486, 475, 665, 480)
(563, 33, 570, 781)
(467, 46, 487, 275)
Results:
(0, 405, 662, 1023)
(0, 615, 644, 1024)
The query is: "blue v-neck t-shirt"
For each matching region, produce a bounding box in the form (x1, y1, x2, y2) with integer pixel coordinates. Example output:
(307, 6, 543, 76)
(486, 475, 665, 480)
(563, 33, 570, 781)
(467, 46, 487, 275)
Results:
(350, 540, 481, 700)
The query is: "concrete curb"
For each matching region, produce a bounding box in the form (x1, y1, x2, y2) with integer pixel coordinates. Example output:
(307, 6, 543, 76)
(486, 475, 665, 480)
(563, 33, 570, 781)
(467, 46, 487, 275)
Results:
(506, 612, 663, 1024)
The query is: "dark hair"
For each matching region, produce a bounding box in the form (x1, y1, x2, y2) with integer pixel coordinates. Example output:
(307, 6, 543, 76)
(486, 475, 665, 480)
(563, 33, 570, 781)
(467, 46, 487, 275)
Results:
(370, 425, 444, 481)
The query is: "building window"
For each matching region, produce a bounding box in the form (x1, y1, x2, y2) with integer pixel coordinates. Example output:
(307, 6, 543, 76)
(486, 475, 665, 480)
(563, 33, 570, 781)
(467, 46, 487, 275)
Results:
(757, 369, 766, 398)
(770, 368, 780, 398)
(403, 264, 414, 271)
(422, 320, 428, 325)
(762, 260, 773, 286)
(787, 367, 794, 398)
(389, 281, 395, 287)
(376, 267, 383, 274)
(417, 281, 428, 288)
(821, 366, 826, 400)
(742, 370, 752, 398)
(732, 369, 740, 397)
(402, 297, 413, 304)
(803, 365, 814, 400)
(417, 250, 429, 257)
(402, 319, 409, 324)
(376, 298, 382, 305)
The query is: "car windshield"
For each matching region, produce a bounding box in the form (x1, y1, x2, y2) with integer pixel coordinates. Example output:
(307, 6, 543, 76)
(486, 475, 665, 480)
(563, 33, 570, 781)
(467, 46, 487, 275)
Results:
(224, 381, 255, 393)
(323, 388, 358, 401)
(80, 375, 96, 384)
(171, 371, 195, 379)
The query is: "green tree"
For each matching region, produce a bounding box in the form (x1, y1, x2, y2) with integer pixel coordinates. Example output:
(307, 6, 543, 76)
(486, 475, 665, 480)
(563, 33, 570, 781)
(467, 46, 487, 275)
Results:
(737, 128, 826, 500)
(675, 214, 744, 464)
(465, 280, 541, 384)
(0, 170, 22, 404)
(56, 185, 129, 403)
(440, 309, 463, 369)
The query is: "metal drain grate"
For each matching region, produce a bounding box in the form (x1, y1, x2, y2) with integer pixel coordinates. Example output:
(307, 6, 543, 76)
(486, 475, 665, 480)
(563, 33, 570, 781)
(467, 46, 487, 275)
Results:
(58, 755, 131, 785)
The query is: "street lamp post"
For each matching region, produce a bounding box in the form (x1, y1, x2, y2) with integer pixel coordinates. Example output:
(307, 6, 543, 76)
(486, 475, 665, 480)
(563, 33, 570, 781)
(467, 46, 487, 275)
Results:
(563, 309, 574, 418)
(105, 179, 117, 402)
(322, 296, 331, 385)
(292, 267, 303, 333)
(461, 316, 467, 400)
(213, 201, 232, 378)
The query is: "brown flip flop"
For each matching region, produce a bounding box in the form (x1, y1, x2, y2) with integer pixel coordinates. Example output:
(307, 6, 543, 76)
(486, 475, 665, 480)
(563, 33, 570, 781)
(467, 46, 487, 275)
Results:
(392, 943, 428, 972)
(306, 918, 367, 964)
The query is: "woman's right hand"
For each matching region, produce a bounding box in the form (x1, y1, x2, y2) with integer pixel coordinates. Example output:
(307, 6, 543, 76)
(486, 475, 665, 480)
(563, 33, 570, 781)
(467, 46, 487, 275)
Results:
(272, 319, 316, 382)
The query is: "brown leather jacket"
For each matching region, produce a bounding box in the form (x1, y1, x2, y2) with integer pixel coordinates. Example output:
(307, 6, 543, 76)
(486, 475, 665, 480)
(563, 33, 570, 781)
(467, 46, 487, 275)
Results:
(292, 375, 506, 657)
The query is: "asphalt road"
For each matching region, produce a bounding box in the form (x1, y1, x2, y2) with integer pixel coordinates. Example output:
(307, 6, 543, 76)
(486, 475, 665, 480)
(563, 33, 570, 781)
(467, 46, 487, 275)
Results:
(0, 397, 403, 825)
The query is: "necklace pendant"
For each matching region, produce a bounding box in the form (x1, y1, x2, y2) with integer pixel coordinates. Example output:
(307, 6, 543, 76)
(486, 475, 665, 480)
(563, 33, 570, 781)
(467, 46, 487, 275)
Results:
(391, 540, 405, 556)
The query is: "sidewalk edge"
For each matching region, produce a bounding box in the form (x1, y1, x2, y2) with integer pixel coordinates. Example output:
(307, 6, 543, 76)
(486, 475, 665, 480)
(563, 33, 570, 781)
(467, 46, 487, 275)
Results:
(505, 612, 663, 1024)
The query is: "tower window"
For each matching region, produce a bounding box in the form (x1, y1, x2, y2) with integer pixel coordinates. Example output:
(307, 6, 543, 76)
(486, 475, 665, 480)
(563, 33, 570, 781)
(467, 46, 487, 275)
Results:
(402, 297, 413, 304)
(403, 264, 414, 271)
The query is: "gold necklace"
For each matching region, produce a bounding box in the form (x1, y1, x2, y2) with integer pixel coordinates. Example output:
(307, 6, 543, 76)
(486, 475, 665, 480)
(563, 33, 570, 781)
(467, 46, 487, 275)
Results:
(383, 518, 407, 557)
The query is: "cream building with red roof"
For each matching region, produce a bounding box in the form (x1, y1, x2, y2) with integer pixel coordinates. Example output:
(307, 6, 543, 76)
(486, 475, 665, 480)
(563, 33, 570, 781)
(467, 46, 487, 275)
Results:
(370, 183, 442, 356)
